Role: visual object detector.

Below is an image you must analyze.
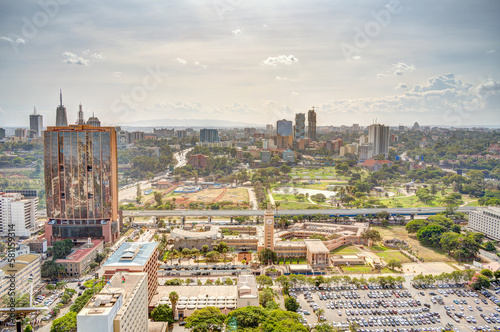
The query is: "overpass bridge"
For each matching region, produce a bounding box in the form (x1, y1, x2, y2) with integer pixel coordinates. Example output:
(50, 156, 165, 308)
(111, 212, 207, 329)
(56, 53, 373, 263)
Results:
(121, 206, 476, 219)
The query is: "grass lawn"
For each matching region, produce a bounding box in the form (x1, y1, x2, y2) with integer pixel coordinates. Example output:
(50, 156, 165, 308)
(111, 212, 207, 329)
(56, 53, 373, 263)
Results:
(331, 245, 362, 254)
(373, 226, 454, 262)
(278, 258, 308, 265)
(342, 266, 374, 273)
(380, 267, 402, 274)
(375, 251, 412, 264)
(370, 245, 388, 252)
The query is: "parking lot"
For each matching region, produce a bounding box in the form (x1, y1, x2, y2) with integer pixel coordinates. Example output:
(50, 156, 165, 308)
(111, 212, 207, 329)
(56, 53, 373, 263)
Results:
(289, 282, 500, 331)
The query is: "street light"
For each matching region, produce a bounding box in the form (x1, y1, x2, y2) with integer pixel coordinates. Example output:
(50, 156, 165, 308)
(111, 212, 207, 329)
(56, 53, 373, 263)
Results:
(28, 274, 34, 307)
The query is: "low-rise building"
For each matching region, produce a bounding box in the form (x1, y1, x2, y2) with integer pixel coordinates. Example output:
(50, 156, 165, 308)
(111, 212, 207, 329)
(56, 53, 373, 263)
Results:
(56, 239, 104, 277)
(25, 238, 47, 253)
(77, 272, 148, 332)
(469, 206, 500, 241)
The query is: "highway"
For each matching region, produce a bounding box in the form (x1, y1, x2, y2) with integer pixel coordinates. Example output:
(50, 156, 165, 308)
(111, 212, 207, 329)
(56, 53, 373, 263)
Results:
(122, 206, 476, 218)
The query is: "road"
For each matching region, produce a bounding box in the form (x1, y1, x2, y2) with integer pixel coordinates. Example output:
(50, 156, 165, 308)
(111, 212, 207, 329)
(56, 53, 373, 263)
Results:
(123, 206, 476, 218)
(173, 148, 192, 168)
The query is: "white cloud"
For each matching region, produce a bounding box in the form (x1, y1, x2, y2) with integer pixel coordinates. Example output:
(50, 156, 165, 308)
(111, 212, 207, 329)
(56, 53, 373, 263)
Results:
(377, 73, 388, 78)
(394, 83, 408, 90)
(62, 52, 89, 65)
(392, 62, 416, 75)
(0, 36, 25, 44)
(113, 72, 121, 77)
(175, 58, 187, 65)
(194, 61, 207, 68)
(476, 79, 500, 97)
(262, 55, 299, 66)
(320, 74, 489, 116)
(91, 52, 104, 59)
(486, 50, 496, 54)
(232, 29, 242, 35)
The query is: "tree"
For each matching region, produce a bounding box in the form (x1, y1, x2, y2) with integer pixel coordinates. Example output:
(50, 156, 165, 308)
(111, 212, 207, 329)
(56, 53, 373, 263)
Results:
(314, 323, 335, 332)
(480, 269, 493, 278)
(24, 325, 33, 332)
(41, 260, 59, 278)
(52, 239, 74, 260)
(285, 297, 300, 312)
(185, 307, 226, 332)
(361, 230, 382, 243)
(225, 306, 266, 329)
(256, 275, 273, 289)
(416, 224, 446, 247)
(484, 241, 496, 251)
(405, 220, 429, 233)
(201, 244, 209, 254)
(50, 312, 77, 332)
(470, 274, 490, 290)
(95, 253, 106, 264)
(169, 291, 179, 320)
(154, 192, 163, 206)
(387, 259, 402, 270)
(259, 248, 277, 265)
(259, 287, 275, 307)
(150, 304, 174, 323)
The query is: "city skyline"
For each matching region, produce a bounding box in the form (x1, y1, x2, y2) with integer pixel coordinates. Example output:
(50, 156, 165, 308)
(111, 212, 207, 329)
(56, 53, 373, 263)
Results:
(0, 1, 499, 128)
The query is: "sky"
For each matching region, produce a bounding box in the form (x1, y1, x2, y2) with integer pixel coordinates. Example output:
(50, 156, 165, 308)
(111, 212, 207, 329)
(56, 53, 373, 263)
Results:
(0, 0, 499, 128)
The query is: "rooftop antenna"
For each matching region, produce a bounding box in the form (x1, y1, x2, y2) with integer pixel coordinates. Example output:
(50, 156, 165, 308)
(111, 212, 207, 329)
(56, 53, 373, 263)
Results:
(60, 89, 63, 106)
(33, 107, 37, 115)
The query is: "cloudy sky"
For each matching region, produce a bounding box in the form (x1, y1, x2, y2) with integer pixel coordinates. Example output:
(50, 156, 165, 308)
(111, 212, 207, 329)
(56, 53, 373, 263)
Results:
(1, 0, 499, 128)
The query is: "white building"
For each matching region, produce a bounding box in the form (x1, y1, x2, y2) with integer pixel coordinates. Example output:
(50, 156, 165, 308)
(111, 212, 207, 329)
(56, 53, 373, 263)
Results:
(368, 123, 390, 158)
(0, 192, 37, 237)
(77, 272, 148, 332)
(0, 254, 41, 299)
(469, 206, 500, 241)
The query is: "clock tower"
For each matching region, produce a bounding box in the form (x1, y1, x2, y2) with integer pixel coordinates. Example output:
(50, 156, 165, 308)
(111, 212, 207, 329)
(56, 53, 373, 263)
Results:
(264, 204, 275, 251)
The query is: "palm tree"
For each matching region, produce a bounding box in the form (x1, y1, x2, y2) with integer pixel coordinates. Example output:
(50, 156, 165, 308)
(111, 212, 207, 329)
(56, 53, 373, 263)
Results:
(169, 291, 179, 320)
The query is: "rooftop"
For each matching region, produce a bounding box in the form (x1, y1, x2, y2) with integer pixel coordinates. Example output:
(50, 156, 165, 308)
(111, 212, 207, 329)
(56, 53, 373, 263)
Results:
(170, 228, 219, 240)
(0, 254, 40, 275)
(103, 242, 158, 267)
(151, 285, 238, 306)
(304, 239, 330, 253)
(55, 240, 102, 264)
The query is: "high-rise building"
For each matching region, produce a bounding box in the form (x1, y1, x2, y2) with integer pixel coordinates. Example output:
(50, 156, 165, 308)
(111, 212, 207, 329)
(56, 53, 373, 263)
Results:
(266, 124, 273, 131)
(43, 125, 119, 245)
(103, 242, 159, 303)
(0, 254, 41, 300)
(87, 113, 101, 127)
(0, 128, 5, 140)
(200, 128, 219, 142)
(76, 104, 85, 125)
(77, 272, 148, 332)
(413, 122, 420, 130)
(15, 128, 27, 138)
(468, 206, 500, 241)
(358, 143, 373, 160)
(0, 192, 37, 237)
(352, 123, 360, 132)
(294, 113, 305, 139)
(368, 123, 390, 158)
(276, 119, 293, 136)
(56, 90, 68, 127)
(307, 108, 317, 140)
(29, 107, 43, 138)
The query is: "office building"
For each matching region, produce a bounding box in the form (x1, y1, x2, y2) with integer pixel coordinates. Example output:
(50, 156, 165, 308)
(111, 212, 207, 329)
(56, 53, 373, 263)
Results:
(103, 242, 159, 303)
(43, 125, 120, 245)
(200, 129, 219, 143)
(276, 134, 293, 149)
(307, 108, 317, 140)
(76, 104, 85, 125)
(56, 239, 104, 277)
(0, 254, 41, 299)
(187, 154, 209, 169)
(276, 119, 293, 136)
(56, 90, 68, 127)
(29, 108, 43, 138)
(283, 149, 295, 163)
(177, 130, 187, 138)
(0, 192, 37, 237)
(294, 113, 305, 139)
(352, 123, 360, 132)
(368, 123, 390, 158)
(469, 206, 500, 241)
(0, 128, 5, 140)
(25, 238, 48, 254)
(15, 128, 27, 138)
(266, 124, 273, 131)
(87, 113, 101, 127)
(77, 272, 148, 332)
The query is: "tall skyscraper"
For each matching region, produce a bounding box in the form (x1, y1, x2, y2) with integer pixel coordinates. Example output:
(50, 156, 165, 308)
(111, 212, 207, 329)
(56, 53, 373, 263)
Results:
(0, 128, 5, 140)
(55, 90, 68, 127)
(76, 104, 85, 125)
(307, 108, 317, 140)
(43, 125, 119, 245)
(29, 107, 43, 138)
(0, 192, 37, 237)
(368, 123, 390, 158)
(200, 128, 219, 142)
(294, 113, 305, 139)
(276, 119, 293, 136)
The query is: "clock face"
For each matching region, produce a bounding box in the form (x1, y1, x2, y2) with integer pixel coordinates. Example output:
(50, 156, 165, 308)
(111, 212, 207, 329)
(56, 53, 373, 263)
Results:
(266, 219, 273, 225)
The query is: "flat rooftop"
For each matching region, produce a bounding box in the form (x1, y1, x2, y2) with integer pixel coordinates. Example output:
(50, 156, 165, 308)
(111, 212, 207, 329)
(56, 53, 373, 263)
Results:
(170, 228, 219, 239)
(304, 239, 330, 253)
(103, 242, 158, 267)
(56, 240, 102, 264)
(0, 254, 40, 275)
(152, 285, 237, 306)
